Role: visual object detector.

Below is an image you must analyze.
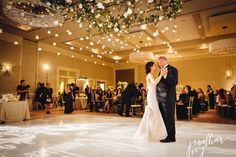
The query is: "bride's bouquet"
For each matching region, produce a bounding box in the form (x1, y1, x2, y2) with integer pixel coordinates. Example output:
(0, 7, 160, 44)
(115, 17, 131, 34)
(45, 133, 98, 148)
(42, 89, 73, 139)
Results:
(0, 94, 18, 103)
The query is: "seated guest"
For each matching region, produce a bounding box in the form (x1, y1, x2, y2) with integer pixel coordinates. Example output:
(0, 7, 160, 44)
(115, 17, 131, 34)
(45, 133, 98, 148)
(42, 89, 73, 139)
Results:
(104, 89, 113, 113)
(64, 84, 73, 114)
(16, 80, 29, 101)
(176, 89, 187, 119)
(207, 85, 215, 109)
(197, 88, 208, 111)
(230, 85, 236, 102)
(113, 88, 123, 112)
(217, 88, 227, 105)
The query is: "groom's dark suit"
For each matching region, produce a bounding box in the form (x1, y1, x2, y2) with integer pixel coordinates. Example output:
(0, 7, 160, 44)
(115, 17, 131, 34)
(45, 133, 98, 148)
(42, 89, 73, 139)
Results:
(156, 65, 178, 141)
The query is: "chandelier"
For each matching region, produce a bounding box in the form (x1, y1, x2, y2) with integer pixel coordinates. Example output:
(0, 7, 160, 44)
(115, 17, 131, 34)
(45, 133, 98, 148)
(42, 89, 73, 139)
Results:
(2, 0, 64, 28)
(3, 0, 182, 34)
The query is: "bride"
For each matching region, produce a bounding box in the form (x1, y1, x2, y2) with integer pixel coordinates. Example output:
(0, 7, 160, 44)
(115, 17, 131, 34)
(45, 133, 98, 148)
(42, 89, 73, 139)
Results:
(133, 61, 167, 142)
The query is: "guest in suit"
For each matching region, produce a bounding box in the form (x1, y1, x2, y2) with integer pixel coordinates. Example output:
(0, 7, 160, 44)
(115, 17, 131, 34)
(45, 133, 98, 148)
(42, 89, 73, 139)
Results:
(16, 80, 29, 101)
(156, 56, 178, 143)
(118, 82, 139, 117)
(207, 85, 215, 109)
(64, 84, 73, 114)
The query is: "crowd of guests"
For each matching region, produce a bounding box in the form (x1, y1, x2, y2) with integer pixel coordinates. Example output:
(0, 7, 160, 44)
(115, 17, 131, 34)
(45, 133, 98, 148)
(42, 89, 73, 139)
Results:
(16, 79, 236, 118)
(84, 83, 147, 117)
(176, 84, 236, 119)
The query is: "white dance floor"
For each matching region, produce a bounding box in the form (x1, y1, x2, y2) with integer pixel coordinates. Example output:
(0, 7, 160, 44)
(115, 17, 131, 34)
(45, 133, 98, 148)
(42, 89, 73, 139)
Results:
(0, 114, 235, 157)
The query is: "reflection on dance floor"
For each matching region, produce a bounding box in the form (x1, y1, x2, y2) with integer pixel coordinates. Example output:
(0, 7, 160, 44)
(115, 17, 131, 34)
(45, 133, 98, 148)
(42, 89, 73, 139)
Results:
(0, 114, 236, 157)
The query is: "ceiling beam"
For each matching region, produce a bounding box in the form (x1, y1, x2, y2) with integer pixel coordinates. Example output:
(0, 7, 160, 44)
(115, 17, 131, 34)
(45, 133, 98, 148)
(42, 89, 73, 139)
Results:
(117, 33, 236, 56)
(192, 13, 206, 39)
(146, 25, 170, 44)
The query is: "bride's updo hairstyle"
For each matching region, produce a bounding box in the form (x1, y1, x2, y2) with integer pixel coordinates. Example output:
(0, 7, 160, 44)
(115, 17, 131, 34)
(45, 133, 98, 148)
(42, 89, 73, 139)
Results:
(145, 61, 154, 75)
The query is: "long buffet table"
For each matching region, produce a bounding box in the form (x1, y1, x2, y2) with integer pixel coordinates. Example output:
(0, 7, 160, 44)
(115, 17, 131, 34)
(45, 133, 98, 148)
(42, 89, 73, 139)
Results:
(0, 101, 31, 123)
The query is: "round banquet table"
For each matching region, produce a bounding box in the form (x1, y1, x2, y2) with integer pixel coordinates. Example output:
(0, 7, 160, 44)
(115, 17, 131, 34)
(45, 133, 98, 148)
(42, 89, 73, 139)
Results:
(0, 101, 31, 123)
(75, 97, 88, 110)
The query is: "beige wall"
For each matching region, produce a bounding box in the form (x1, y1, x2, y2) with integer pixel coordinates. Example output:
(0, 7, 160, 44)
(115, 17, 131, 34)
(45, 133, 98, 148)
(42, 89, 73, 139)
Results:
(0, 34, 113, 95)
(0, 39, 21, 94)
(135, 56, 236, 92)
(37, 50, 114, 92)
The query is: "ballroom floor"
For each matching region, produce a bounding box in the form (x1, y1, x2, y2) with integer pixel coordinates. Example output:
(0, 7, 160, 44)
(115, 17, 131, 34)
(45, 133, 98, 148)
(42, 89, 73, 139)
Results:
(0, 114, 236, 157)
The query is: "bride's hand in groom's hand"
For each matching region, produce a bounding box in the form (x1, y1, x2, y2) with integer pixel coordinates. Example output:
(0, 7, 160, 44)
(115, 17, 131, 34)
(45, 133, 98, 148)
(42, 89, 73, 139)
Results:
(161, 68, 168, 77)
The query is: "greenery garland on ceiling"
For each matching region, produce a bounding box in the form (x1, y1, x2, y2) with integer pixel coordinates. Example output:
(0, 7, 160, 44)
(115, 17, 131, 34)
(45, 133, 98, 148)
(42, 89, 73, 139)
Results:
(5, 0, 182, 35)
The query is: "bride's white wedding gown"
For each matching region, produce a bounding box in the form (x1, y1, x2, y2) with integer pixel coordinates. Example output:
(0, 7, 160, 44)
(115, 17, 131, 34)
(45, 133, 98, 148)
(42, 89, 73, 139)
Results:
(133, 73, 167, 142)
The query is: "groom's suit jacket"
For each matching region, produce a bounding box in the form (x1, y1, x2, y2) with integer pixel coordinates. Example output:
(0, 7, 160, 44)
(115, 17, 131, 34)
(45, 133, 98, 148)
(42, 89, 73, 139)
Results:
(156, 65, 178, 105)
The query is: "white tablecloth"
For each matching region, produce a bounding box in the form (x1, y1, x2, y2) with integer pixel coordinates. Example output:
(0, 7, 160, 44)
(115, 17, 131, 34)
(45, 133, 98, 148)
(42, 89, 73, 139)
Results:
(0, 101, 31, 123)
(75, 97, 87, 110)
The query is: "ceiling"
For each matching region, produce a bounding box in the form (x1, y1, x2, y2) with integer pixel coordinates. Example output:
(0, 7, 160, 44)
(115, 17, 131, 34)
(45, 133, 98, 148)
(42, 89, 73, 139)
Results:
(0, 0, 236, 65)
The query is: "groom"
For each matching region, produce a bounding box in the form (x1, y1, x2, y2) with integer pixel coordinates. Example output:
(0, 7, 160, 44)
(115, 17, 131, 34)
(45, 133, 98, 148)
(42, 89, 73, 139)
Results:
(156, 56, 178, 143)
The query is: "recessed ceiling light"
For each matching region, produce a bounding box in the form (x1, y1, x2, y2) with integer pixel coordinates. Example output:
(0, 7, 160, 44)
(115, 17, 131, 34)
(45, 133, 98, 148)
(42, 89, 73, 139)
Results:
(102, 63, 105, 66)
(113, 55, 122, 60)
(71, 55, 74, 58)
(47, 30, 51, 34)
(57, 52, 61, 55)
(94, 61, 97, 64)
(38, 47, 42, 51)
(14, 41, 19, 45)
(66, 42, 71, 45)
(174, 25, 178, 28)
(90, 42, 94, 46)
(198, 25, 202, 29)
(53, 42, 56, 46)
(172, 30, 176, 33)
(140, 24, 147, 30)
(68, 31, 72, 35)
(35, 35, 39, 40)
(164, 27, 169, 31)
(115, 61, 119, 63)
(84, 59, 87, 61)
(177, 38, 180, 41)
(126, 61, 129, 63)
(147, 37, 152, 41)
(152, 32, 158, 37)
(70, 46, 74, 50)
(91, 55, 94, 57)
(55, 34, 59, 37)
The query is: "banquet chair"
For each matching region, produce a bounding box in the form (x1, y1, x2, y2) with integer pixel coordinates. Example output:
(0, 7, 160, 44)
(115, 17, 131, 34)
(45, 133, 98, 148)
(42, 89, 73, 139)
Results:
(130, 98, 142, 116)
(187, 96, 194, 120)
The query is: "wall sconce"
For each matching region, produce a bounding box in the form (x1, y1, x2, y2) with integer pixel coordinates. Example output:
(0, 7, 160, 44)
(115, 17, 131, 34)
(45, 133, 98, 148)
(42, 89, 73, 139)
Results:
(1, 64, 12, 72)
(225, 70, 232, 79)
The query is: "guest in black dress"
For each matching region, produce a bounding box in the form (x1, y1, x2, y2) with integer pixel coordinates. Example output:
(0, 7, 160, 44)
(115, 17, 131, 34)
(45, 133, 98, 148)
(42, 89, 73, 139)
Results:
(207, 85, 215, 109)
(45, 83, 53, 114)
(40, 83, 47, 110)
(34, 82, 43, 110)
(64, 85, 73, 114)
